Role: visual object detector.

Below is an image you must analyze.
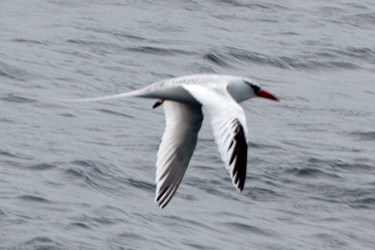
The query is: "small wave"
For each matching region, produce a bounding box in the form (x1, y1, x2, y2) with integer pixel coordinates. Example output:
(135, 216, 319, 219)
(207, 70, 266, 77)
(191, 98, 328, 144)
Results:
(62, 160, 130, 197)
(1, 93, 37, 103)
(65, 39, 124, 55)
(350, 197, 375, 209)
(86, 27, 147, 42)
(18, 195, 50, 203)
(225, 222, 273, 236)
(182, 241, 214, 250)
(330, 161, 372, 172)
(213, 0, 287, 11)
(96, 108, 135, 118)
(118, 232, 146, 240)
(185, 175, 230, 198)
(162, 215, 216, 231)
(245, 187, 280, 201)
(306, 157, 372, 172)
(10, 38, 47, 46)
(309, 183, 375, 209)
(127, 177, 154, 192)
(313, 232, 349, 249)
(341, 188, 375, 209)
(64, 167, 85, 178)
(0, 150, 18, 158)
(286, 167, 341, 179)
(338, 47, 375, 63)
(350, 131, 375, 141)
(204, 53, 230, 67)
(59, 113, 76, 118)
(248, 141, 283, 150)
(0, 150, 33, 162)
(0, 62, 23, 80)
(127, 46, 189, 56)
(0, 61, 31, 81)
(203, 46, 373, 71)
(24, 236, 64, 250)
(228, 48, 294, 69)
(347, 12, 375, 28)
(69, 222, 91, 229)
(25, 237, 55, 244)
(29, 163, 57, 171)
(0, 117, 14, 123)
(331, 108, 372, 117)
(71, 160, 104, 173)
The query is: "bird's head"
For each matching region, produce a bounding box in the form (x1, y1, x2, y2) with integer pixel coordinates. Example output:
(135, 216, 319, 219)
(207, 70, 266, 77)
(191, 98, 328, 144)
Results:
(244, 80, 279, 102)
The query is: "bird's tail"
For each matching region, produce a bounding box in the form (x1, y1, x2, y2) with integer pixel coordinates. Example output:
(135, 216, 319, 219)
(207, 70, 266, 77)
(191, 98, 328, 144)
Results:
(0, 81, 144, 103)
(43, 89, 141, 103)
(0, 80, 155, 103)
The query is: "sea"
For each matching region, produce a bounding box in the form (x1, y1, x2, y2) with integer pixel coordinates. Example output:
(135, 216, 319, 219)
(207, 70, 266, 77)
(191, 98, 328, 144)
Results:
(1, 0, 374, 249)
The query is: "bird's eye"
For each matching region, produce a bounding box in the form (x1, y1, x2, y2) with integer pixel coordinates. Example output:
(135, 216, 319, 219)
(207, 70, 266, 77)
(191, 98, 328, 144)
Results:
(251, 85, 260, 93)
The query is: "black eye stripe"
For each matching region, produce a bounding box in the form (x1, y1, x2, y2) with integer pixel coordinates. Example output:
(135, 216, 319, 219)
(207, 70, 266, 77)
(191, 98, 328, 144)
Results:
(245, 81, 260, 93)
(251, 85, 260, 93)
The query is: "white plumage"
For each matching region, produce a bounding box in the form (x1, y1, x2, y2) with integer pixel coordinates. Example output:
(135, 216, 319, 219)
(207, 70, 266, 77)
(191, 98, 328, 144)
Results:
(51, 74, 279, 208)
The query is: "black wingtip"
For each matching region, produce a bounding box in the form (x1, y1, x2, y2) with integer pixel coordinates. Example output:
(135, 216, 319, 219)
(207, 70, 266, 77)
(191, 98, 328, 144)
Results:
(156, 185, 169, 201)
(155, 184, 175, 209)
(229, 119, 248, 191)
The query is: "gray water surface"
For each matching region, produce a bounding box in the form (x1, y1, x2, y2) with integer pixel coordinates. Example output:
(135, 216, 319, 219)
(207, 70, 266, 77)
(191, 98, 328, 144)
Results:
(1, 1, 375, 249)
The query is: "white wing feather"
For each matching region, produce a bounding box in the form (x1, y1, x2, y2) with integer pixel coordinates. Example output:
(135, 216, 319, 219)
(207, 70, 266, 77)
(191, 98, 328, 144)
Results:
(183, 84, 248, 191)
(155, 101, 203, 208)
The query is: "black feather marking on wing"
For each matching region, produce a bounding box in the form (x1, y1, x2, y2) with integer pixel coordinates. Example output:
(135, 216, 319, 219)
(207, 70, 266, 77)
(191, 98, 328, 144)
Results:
(228, 140, 234, 151)
(156, 185, 170, 202)
(228, 119, 248, 191)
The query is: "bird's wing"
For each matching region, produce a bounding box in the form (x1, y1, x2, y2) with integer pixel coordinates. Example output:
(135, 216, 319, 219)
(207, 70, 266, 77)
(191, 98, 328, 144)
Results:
(183, 84, 248, 191)
(155, 101, 203, 208)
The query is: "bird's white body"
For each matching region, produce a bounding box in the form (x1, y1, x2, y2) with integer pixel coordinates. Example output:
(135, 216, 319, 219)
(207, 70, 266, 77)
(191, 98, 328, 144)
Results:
(61, 74, 257, 104)
(136, 74, 256, 104)
(53, 74, 279, 208)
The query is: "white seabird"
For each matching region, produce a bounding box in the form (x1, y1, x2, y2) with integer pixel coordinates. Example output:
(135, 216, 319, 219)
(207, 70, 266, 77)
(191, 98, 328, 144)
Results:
(54, 74, 279, 208)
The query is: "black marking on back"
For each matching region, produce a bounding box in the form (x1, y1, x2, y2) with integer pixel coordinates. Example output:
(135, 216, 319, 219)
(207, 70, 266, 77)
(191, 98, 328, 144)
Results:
(152, 100, 163, 109)
(228, 119, 248, 191)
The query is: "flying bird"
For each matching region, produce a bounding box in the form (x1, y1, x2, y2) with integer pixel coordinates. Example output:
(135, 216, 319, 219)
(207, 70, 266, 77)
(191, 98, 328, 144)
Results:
(54, 74, 279, 208)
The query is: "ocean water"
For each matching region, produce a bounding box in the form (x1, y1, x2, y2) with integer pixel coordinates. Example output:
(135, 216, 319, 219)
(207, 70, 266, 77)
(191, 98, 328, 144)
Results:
(1, 0, 375, 249)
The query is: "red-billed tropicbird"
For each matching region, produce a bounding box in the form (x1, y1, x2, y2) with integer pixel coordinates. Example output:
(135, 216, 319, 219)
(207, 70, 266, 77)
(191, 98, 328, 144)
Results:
(53, 74, 279, 208)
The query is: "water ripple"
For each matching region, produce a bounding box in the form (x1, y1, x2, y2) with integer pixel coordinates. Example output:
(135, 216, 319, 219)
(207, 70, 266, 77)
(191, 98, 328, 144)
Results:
(213, 0, 287, 10)
(224, 222, 273, 236)
(350, 131, 375, 141)
(10, 38, 47, 46)
(245, 187, 281, 202)
(0, 150, 18, 158)
(29, 163, 57, 171)
(127, 46, 190, 56)
(204, 53, 230, 67)
(0, 61, 31, 81)
(18, 195, 50, 203)
(96, 108, 135, 118)
(1, 93, 37, 103)
(203, 46, 374, 71)
(286, 167, 341, 179)
(127, 177, 154, 193)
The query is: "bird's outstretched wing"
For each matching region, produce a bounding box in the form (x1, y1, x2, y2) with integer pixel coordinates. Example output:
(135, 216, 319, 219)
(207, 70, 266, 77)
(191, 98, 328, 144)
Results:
(183, 84, 248, 191)
(155, 101, 203, 208)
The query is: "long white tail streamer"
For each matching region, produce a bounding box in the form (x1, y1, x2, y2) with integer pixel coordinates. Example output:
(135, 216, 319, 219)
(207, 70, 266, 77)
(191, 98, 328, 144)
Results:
(0, 83, 137, 103)
(42, 91, 135, 103)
